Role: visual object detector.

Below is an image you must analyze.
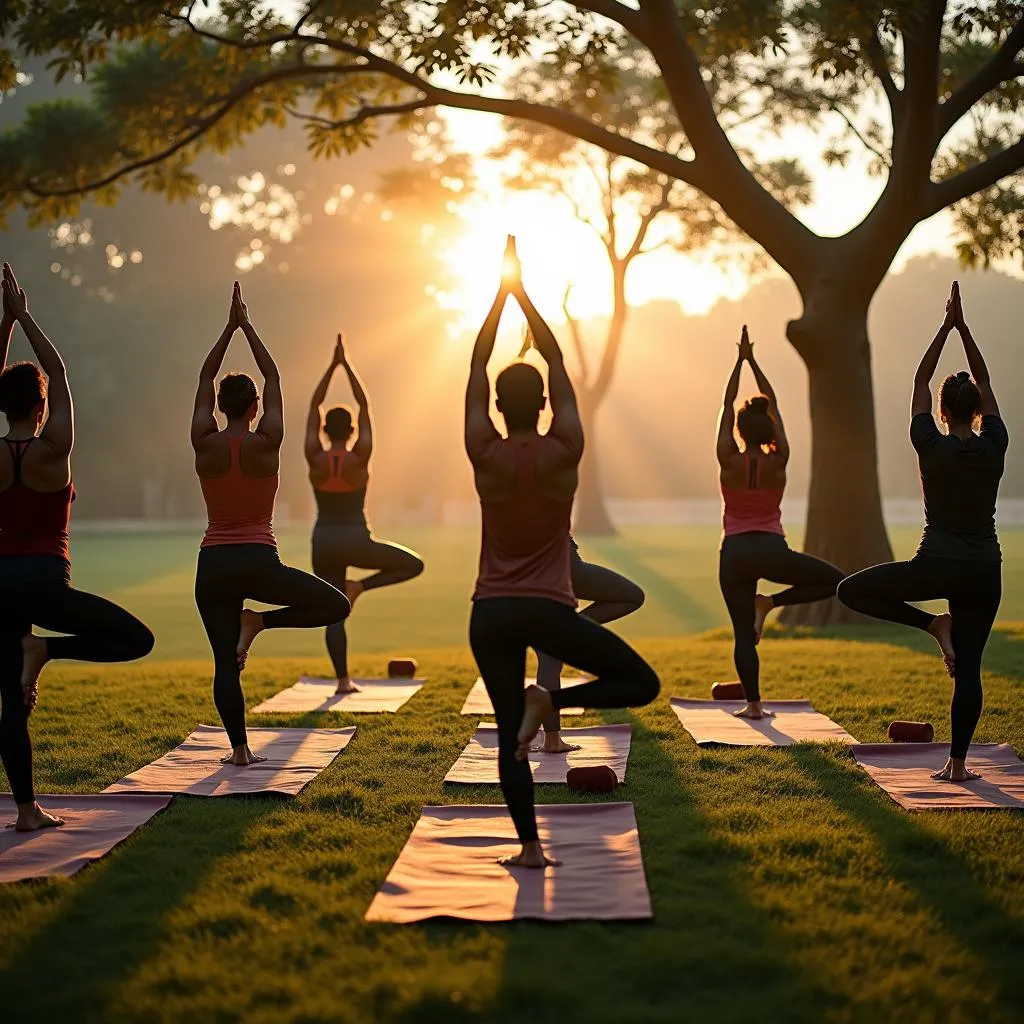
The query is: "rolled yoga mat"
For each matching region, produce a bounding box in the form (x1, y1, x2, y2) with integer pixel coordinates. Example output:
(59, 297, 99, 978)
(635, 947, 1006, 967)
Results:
(566, 765, 618, 792)
(888, 720, 934, 743)
(711, 681, 745, 700)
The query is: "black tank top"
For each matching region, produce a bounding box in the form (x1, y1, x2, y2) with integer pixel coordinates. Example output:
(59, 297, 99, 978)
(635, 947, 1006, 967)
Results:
(313, 452, 368, 528)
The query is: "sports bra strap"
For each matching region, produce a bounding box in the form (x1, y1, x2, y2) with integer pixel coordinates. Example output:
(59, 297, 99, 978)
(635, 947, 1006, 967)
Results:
(747, 454, 758, 489)
(330, 452, 344, 479)
(4, 438, 34, 484)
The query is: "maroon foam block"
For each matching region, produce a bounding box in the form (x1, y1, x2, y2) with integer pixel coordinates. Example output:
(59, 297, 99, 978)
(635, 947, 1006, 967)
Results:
(711, 681, 745, 701)
(888, 720, 934, 743)
(388, 658, 418, 679)
(566, 765, 618, 792)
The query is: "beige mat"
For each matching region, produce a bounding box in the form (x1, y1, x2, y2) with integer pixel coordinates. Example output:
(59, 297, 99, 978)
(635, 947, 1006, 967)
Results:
(103, 725, 356, 797)
(252, 676, 424, 714)
(460, 676, 587, 717)
(852, 743, 1024, 810)
(365, 802, 651, 922)
(445, 723, 631, 784)
(670, 698, 857, 746)
(0, 794, 171, 883)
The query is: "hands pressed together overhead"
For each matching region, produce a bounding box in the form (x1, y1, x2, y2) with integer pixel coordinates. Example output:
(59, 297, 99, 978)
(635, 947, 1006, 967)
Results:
(943, 280, 966, 331)
(2, 263, 28, 322)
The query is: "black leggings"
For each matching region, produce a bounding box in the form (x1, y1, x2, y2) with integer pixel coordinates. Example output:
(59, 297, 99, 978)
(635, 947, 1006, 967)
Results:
(719, 532, 843, 701)
(0, 555, 154, 804)
(311, 524, 424, 679)
(838, 556, 1001, 759)
(469, 597, 659, 844)
(195, 544, 350, 747)
(535, 553, 645, 732)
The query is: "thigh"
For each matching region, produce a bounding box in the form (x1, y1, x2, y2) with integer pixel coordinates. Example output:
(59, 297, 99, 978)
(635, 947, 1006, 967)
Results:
(760, 545, 841, 587)
(718, 549, 756, 627)
(30, 584, 139, 638)
(250, 558, 343, 609)
(528, 602, 646, 679)
(950, 565, 1001, 659)
(345, 534, 420, 572)
(572, 558, 643, 606)
(311, 532, 348, 589)
(470, 602, 528, 717)
(842, 558, 948, 604)
(196, 595, 243, 654)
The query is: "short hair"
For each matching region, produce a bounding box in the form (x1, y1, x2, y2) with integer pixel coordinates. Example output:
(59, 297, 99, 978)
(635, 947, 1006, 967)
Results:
(939, 371, 982, 425)
(736, 395, 777, 451)
(217, 373, 259, 419)
(324, 405, 354, 442)
(0, 362, 46, 422)
(495, 362, 545, 431)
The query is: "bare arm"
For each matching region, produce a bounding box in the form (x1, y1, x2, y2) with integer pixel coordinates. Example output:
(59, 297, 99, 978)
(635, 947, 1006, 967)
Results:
(234, 283, 283, 448)
(2, 265, 72, 455)
(465, 283, 507, 460)
(192, 316, 234, 448)
(717, 350, 743, 466)
(952, 283, 999, 418)
(913, 286, 956, 417)
(305, 349, 339, 464)
(0, 285, 14, 372)
(341, 344, 373, 463)
(746, 344, 789, 461)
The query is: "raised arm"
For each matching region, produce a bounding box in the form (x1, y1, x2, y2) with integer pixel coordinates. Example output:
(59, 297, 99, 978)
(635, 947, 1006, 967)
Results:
(192, 287, 236, 448)
(951, 282, 999, 418)
(305, 342, 340, 463)
(913, 284, 956, 418)
(0, 276, 14, 373)
(338, 334, 372, 464)
(717, 328, 746, 465)
(234, 282, 283, 448)
(2, 264, 72, 455)
(464, 242, 511, 460)
(745, 336, 789, 461)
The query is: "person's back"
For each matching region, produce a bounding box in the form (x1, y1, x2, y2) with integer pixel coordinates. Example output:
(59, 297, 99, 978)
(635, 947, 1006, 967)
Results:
(720, 450, 785, 538)
(312, 449, 368, 528)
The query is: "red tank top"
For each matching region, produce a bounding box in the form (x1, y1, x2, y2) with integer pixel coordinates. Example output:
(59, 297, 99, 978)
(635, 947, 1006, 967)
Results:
(0, 439, 74, 561)
(473, 434, 575, 606)
(200, 435, 278, 548)
(721, 455, 784, 537)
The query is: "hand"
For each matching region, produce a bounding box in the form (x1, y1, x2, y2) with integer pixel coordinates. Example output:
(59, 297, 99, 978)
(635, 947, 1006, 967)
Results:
(333, 331, 348, 366)
(737, 324, 754, 362)
(501, 234, 522, 289)
(2, 263, 28, 321)
(950, 280, 965, 329)
(232, 280, 250, 329)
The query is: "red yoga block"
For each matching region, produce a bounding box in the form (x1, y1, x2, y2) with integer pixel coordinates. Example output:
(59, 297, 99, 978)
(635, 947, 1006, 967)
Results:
(387, 658, 418, 679)
(888, 720, 934, 743)
(566, 765, 618, 792)
(712, 681, 746, 701)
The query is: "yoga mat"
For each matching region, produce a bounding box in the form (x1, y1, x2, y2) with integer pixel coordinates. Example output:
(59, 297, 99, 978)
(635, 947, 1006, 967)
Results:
(365, 802, 651, 922)
(252, 676, 424, 714)
(460, 676, 587, 717)
(852, 743, 1024, 810)
(0, 794, 171, 883)
(444, 723, 631, 784)
(669, 698, 858, 747)
(103, 725, 356, 797)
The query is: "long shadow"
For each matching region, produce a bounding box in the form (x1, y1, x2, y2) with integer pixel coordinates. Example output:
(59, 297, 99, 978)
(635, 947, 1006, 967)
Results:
(393, 708, 838, 1023)
(790, 743, 1024, 1016)
(0, 795, 279, 1022)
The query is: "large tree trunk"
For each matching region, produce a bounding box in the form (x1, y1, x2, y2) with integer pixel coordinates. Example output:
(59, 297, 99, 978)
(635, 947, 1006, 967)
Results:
(781, 301, 894, 626)
(573, 395, 617, 536)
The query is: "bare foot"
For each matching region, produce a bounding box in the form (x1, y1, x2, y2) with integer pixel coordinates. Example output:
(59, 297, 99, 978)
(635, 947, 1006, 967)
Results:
(734, 701, 775, 720)
(931, 758, 981, 782)
(344, 579, 364, 609)
(499, 840, 561, 869)
(532, 733, 582, 754)
(927, 613, 955, 677)
(236, 609, 264, 670)
(516, 686, 554, 760)
(20, 634, 48, 712)
(753, 594, 774, 645)
(334, 678, 362, 695)
(220, 745, 268, 766)
(14, 802, 65, 832)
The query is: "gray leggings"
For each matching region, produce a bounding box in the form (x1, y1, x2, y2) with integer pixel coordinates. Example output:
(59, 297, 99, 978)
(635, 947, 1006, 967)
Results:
(535, 548, 645, 732)
(311, 523, 424, 679)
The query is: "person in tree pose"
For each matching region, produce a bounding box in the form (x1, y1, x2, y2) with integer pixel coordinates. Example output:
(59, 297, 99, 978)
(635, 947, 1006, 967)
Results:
(717, 326, 843, 719)
(839, 282, 1006, 782)
(466, 235, 659, 868)
(192, 282, 350, 766)
(0, 263, 153, 830)
(305, 333, 424, 693)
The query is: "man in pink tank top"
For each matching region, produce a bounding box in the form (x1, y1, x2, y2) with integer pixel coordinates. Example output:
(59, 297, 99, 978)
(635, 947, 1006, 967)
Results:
(466, 237, 659, 869)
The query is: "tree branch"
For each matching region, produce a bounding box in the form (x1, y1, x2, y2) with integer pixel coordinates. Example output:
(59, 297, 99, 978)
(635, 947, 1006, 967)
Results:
(936, 15, 1024, 140)
(570, 1, 650, 43)
(923, 136, 1024, 218)
(283, 97, 429, 128)
(863, 26, 902, 122)
(562, 285, 591, 387)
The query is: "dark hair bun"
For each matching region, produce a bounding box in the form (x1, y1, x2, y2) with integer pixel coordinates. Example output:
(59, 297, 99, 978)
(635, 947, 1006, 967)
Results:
(939, 371, 981, 425)
(747, 396, 770, 414)
(736, 394, 777, 450)
(955, 371, 971, 383)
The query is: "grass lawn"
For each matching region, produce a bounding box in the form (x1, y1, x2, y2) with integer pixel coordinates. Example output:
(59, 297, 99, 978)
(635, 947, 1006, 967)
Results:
(1, 527, 1023, 1022)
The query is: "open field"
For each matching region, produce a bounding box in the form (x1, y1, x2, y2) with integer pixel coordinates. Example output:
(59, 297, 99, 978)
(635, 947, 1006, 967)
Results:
(2, 527, 1023, 1022)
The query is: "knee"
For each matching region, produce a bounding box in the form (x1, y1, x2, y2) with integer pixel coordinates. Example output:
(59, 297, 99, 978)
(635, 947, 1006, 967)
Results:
(329, 589, 352, 622)
(625, 582, 645, 612)
(836, 575, 860, 608)
(132, 622, 156, 660)
(634, 662, 660, 706)
(407, 554, 425, 580)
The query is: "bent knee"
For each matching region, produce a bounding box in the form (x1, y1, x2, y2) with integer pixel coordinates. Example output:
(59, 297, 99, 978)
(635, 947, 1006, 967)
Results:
(407, 554, 425, 579)
(836, 576, 860, 608)
(625, 582, 645, 612)
(134, 624, 156, 659)
(634, 663, 660, 706)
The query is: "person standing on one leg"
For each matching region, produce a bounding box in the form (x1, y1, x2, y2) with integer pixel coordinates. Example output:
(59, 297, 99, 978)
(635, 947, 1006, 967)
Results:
(192, 282, 350, 767)
(0, 264, 153, 831)
(466, 236, 659, 869)
(839, 282, 1005, 783)
(305, 333, 424, 694)
(717, 326, 843, 720)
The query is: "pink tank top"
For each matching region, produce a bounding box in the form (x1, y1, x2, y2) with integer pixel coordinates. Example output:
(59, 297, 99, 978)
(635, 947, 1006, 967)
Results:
(473, 435, 576, 606)
(721, 456, 784, 537)
(200, 435, 278, 548)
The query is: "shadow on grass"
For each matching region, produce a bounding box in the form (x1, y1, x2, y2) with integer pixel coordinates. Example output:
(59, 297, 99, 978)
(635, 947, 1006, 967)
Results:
(791, 743, 1024, 1016)
(0, 796, 279, 1023)
(392, 711, 838, 1024)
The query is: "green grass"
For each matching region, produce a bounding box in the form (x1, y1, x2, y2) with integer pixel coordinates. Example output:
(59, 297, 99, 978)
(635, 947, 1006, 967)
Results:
(2, 527, 1024, 1022)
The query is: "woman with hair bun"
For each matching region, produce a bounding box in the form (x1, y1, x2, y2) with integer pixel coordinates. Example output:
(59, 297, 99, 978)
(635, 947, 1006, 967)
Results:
(839, 282, 1006, 781)
(717, 325, 843, 719)
(304, 333, 423, 694)
(192, 283, 350, 765)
